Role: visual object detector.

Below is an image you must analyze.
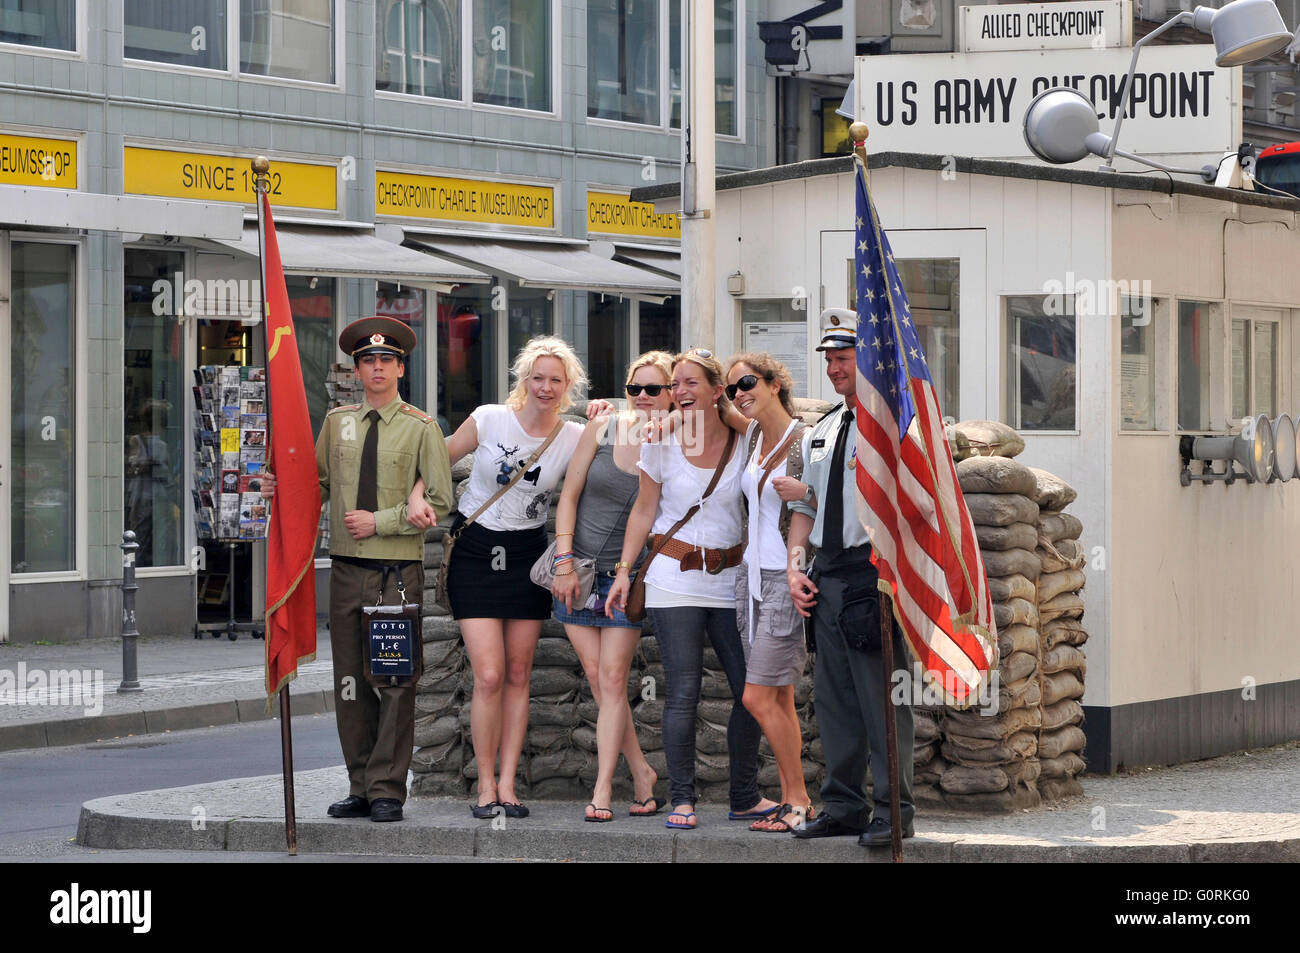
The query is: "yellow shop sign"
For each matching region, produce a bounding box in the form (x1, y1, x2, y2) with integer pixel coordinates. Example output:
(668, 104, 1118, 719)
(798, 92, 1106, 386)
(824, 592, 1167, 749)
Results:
(0, 133, 77, 188)
(376, 170, 554, 228)
(124, 147, 337, 210)
(586, 191, 680, 239)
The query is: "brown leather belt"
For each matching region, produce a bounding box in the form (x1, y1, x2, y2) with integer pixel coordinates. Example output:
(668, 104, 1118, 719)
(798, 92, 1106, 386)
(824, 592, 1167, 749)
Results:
(651, 534, 743, 575)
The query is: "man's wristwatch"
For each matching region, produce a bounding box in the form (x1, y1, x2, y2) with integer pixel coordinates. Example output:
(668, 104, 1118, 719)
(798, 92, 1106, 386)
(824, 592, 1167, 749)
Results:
(799, 485, 815, 506)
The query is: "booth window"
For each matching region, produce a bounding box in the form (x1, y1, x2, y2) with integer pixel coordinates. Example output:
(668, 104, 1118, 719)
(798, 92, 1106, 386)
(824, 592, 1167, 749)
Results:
(377, 0, 460, 99)
(124, 248, 187, 569)
(11, 242, 76, 574)
(472, 0, 551, 111)
(1119, 295, 1168, 431)
(375, 282, 430, 415)
(1005, 295, 1076, 432)
(1231, 307, 1281, 421)
(669, 0, 741, 135)
(739, 298, 811, 398)
(588, 0, 659, 124)
(1176, 300, 1224, 431)
(821, 97, 852, 156)
(587, 294, 631, 401)
(125, 0, 227, 69)
(240, 0, 335, 84)
(0, 0, 74, 50)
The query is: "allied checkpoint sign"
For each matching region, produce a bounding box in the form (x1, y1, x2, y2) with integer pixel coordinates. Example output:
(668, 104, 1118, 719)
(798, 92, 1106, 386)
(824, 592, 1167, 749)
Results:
(959, 0, 1132, 53)
(853, 44, 1239, 165)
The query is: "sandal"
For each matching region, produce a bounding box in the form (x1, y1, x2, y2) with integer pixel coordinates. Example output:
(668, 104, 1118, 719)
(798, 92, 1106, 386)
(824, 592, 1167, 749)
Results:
(665, 811, 697, 830)
(629, 796, 665, 817)
(584, 803, 615, 823)
(751, 803, 815, 833)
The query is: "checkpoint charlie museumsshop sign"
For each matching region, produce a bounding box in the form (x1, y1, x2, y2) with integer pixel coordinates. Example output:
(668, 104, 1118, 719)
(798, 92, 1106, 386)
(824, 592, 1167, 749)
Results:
(959, 1, 1132, 53)
(854, 44, 1235, 160)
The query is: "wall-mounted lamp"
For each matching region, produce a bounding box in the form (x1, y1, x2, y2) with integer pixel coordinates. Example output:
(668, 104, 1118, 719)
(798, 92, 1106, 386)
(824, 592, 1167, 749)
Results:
(1023, 0, 1291, 180)
(1272, 413, 1297, 482)
(1180, 413, 1276, 485)
(727, 271, 745, 296)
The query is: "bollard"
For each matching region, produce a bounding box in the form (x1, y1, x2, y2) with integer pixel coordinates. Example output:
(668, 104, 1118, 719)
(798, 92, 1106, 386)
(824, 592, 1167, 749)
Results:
(118, 531, 142, 694)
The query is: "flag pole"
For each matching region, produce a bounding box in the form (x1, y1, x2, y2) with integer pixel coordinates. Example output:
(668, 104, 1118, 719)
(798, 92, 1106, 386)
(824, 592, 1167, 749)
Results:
(851, 122, 902, 863)
(252, 155, 298, 856)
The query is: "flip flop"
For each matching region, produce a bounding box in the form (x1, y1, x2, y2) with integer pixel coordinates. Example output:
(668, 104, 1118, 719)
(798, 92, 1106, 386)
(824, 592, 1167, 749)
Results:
(629, 796, 665, 817)
(665, 811, 697, 830)
(728, 803, 780, 821)
(751, 804, 815, 833)
(584, 804, 614, 823)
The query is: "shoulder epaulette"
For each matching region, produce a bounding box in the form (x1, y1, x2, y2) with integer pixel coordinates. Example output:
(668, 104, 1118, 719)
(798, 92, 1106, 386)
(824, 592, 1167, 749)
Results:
(327, 403, 361, 416)
(398, 404, 433, 423)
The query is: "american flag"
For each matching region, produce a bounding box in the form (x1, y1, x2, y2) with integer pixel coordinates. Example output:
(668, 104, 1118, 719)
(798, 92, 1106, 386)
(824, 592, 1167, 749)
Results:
(851, 159, 997, 707)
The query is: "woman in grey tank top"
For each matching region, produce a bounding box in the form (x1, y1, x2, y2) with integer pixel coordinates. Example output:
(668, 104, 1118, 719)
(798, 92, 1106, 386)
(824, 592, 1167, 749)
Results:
(551, 352, 675, 822)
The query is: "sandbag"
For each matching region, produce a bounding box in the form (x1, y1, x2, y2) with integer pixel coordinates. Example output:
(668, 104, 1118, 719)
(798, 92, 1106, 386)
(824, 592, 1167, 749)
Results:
(988, 574, 1036, 604)
(633, 697, 664, 726)
(1028, 467, 1078, 509)
(998, 623, 1040, 657)
(994, 597, 1039, 630)
(1041, 699, 1085, 731)
(533, 638, 580, 667)
(422, 638, 462, 670)
(948, 785, 1042, 812)
(1037, 568, 1086, 604)
(981, 548, 1042, 580)
(965, 493, 1040, 527)
(943, 730, 1037, 765)
(940, 764, 1009, 794)
(997, 650, 1038, 684)
(1038, 752, 1087, 780)
(411, 738, 460, 772)
(976, 522, 1040, 552)
(422, 615, 462, 642)
(997, 675, 1042, 713)
(1038, 725, 1088, 760)
(1042, 617, 1089, 648)
(1041, 671, 1086, 705)
(1038, 538, 1086, 573)
(914, 711, 941, 743)
(913, 742, 937, 767)
(1038, 591, 1085, 624)
(956, 454, 1037, 495)
(570, 725, 598, 753)
(532, 701, 580, 728)
(951, 419, 1026, 459)
(1037, 511, 1083, 542)
(527, 749, 588, 782)
(413, 714, 459, 748)
(1038, 777, 1085, 801)
(945, 704, 1040, 740)
(1041, 644, 1087, 677)
(527, 725, 573, 753)
(529, 667, 583, 697)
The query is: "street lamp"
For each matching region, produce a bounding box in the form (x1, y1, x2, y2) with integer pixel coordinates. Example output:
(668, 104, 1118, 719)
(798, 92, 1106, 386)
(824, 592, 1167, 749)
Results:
(1023, 0, 1292, 178)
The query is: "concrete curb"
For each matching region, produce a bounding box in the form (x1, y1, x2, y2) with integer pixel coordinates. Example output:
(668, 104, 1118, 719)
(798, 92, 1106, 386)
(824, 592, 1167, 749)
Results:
(0, 689, 334, 753)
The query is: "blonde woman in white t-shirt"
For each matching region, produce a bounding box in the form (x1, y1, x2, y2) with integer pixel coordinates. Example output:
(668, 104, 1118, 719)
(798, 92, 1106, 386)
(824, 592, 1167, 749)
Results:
(607, 349, 781, 831)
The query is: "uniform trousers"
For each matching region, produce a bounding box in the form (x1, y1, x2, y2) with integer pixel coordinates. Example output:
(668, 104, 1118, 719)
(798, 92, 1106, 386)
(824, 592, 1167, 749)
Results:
(811, 569, 915, 828)
(328, 558, 424, 803)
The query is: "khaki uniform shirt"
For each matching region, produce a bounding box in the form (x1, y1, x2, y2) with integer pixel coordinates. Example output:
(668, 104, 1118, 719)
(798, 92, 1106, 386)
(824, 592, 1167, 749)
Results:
(316, 395, 453, 561)
(787, 402, 872, 550)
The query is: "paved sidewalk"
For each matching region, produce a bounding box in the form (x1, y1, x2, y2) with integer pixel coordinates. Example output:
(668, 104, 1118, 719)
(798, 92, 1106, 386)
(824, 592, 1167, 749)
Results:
(75, 742, 1300, 862)
(0, 630, 333, 751)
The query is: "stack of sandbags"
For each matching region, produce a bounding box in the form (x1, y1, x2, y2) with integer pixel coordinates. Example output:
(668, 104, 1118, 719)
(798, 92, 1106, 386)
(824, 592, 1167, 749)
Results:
(521, 621, 586, 798)
(1029, 467, 1088, 800)
(630, 631, 669, 786)
(943, 439, 1043, 811)
(409, 610, 467, 796)
(911, 705, 947, 809)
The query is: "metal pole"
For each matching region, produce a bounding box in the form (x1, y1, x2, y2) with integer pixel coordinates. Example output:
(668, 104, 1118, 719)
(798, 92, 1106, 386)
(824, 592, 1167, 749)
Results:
(881, 591, 902, 862)
(253, 155, 297, 855)
(118, 531, 142, 693)
(680, 0, 715, 351)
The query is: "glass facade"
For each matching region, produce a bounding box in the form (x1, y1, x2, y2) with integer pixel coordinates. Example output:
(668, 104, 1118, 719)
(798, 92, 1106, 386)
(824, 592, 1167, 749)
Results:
(240, 0, 335, 84)
(11, 242, 76, 574)
(588, 0, 659, 124)
(377, 0, 462, 99)
(0, 0, 75, 50)
(125, 0, 227, 69)
(472, 0, 550, 110)
(669, 0, 738, 135)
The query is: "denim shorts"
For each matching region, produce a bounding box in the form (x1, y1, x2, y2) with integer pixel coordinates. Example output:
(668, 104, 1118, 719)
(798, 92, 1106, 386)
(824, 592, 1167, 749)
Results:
(552, 570, 643, 629)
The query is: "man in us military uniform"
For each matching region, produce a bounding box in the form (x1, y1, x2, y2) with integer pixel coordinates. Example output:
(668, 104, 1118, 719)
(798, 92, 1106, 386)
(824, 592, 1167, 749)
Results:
(785, 308, 915, 847)
(265, 316, 452, 822)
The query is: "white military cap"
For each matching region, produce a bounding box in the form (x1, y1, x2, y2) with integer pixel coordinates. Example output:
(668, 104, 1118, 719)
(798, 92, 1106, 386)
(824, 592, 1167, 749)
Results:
(815, 308, 858, 351)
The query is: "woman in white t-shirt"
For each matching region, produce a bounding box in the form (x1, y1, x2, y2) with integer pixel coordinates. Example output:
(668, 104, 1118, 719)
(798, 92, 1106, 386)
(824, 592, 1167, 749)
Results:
(726, 353, 815, 833)
(607, 349, 780, 831)
(440, 337, 586, 820)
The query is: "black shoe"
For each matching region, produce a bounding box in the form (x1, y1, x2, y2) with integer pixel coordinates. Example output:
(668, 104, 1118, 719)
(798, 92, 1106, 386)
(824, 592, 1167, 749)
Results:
(790, 813, 863, 839)
(369, 798, 403, 822)
(471, 801, 501, 820)
(500, 801, 530, 819)
(327, 795, 370, 818)
(858, 817, 915, 847)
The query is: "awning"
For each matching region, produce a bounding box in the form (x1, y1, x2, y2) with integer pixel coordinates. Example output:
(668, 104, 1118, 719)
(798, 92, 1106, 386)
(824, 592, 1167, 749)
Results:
(206, 224, 490, 286)
(610, 244, 680, 279)
(0, 184, 244, 238)
(405, 235, 680, 297)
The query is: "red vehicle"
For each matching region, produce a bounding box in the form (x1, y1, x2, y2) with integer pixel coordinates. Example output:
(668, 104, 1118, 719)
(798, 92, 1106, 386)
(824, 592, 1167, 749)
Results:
(1255, 142, 1300, 197)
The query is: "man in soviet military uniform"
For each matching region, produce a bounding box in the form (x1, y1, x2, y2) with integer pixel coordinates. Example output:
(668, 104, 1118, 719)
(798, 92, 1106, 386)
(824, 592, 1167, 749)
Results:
(786, 308, 915, 847)
(305, 316, 452, 822)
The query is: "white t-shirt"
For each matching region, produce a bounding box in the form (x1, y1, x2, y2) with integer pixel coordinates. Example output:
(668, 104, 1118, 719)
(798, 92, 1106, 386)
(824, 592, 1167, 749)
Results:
(638, 430, 746, 608)
(457, 405, 584, 532)
(740, 419, 798, 573)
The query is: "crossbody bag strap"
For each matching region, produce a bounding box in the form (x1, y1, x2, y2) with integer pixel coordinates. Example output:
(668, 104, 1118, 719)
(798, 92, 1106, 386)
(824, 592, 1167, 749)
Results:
(453, 419, 565, 540)
(755, 423, 806, 499)
(641, 426, 738, 570)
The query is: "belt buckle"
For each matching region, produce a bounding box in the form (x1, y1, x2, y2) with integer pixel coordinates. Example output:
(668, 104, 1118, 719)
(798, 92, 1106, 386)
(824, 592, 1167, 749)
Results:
(704, 550, 727, 575)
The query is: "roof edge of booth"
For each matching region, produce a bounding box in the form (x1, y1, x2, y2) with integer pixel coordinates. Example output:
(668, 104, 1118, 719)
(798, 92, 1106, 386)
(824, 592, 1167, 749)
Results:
(0, 185, 245, 239)
(399, 225, 589, 247)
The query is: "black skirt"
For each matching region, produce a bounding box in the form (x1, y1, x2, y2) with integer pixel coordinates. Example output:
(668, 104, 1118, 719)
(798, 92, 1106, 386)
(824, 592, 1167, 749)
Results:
(447, 517, 552, 621)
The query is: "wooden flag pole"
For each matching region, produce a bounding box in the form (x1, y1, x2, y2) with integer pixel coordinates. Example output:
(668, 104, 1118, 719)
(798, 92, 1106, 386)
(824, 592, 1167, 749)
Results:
(253, 155, 298, 856)
(851, 121, 903, 863)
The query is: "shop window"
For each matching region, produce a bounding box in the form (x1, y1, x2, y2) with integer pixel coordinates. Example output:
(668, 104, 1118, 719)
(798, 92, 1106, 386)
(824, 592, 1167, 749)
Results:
(638, 296, 679, 356)
(507, 281, 552, 365)
(821, 96, 852, 157)
(588, 0, 659, 125)
(1119, 295, 1169, 431)
(0, 0, 74, 51)
(439, 282, 499, 433)
(11, 242, 76, 574)
(1231, 307, 1282, 422)
(1176, 300, 1224, 432)
(1005, 295, 1076, 432)
(240, 0, 335, 85)
(472, 0, 551, 111)
(377, 0, 461, 99)
(669, 0, 741, 135)
(739, 298, 811, 398)
(125, 0, 227, 69)
(124, 249, 187, 569)
(375, 282, 430, 413)
(587, 294, 631, 400)
(284, 275, 336, 439)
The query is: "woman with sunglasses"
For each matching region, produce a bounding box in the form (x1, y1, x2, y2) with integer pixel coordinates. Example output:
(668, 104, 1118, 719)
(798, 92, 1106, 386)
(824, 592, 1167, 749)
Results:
(551, 352, 676, 823)
(725, 354, 816, 833)
(606, 349, 780, 831)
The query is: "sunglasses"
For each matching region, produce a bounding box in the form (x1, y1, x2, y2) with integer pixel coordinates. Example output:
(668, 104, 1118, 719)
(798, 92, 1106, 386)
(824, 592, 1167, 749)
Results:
(686, 347, 713, 360)
(625, 383, 668, 397)
(724, 374, 762, 401)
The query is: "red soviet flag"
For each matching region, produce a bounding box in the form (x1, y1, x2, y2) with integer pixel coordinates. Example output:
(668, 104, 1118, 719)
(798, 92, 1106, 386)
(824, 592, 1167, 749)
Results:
(261, 191, 321, 698)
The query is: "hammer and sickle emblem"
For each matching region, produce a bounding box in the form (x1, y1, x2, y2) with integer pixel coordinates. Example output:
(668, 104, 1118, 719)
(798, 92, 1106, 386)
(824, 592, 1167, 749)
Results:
(268, 323, 293, 361)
